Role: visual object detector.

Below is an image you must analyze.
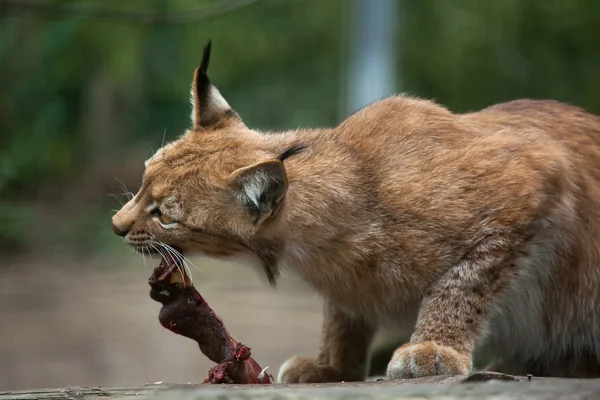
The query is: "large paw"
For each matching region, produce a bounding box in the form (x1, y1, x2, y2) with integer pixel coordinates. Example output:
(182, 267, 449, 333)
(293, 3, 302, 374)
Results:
(277, 356, 343, 383)
(386, 341, 471, 380)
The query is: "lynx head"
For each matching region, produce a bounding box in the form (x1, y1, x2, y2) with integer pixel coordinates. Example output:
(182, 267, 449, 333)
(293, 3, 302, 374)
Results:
(110, 41, 303, 284)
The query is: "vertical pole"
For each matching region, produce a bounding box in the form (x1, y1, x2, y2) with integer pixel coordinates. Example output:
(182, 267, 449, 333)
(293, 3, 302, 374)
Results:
(344, 0, 400, 117)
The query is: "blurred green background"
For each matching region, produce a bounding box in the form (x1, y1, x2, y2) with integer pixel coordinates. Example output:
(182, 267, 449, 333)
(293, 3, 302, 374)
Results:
(2, 0, 600, 258)
(1, 0, 600, 391)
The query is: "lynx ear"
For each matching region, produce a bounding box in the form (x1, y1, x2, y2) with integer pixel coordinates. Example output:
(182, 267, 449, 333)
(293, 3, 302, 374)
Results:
(230, 159, 288, 225)
(190, 41, 238, 129)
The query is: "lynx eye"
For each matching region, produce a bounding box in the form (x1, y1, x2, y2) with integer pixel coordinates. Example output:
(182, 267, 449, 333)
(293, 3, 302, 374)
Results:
(150, 207, 176, 225)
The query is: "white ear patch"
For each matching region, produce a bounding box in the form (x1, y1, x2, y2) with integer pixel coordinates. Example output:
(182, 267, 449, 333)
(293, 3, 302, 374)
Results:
(243, 172, 270, 208)
(208, 85, 231, 113)
(190, 82, 232, 128)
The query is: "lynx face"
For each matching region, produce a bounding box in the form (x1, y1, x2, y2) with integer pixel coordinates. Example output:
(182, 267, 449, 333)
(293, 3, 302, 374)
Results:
(111, 135, 250, 259)
(111, 42, 300, 275)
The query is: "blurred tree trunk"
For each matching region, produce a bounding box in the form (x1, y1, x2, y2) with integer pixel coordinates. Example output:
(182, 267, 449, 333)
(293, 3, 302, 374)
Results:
(76, 67, 126, 204)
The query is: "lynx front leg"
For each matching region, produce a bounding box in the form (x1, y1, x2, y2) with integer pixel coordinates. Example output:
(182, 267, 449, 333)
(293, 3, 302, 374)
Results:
(387, 237, 516, 380)
(278, 302, 375, 383)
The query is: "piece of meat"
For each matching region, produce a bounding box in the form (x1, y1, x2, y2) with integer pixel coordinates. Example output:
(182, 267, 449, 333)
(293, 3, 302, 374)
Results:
(148, 250, 272, 384)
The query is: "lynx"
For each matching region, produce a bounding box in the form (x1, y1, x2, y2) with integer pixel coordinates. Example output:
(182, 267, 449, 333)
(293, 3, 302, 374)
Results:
(111, 42, 600, 381)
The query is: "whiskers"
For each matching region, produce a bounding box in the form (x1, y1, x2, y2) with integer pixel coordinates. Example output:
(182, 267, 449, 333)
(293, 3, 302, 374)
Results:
(108, 177, 135, 210)
(161, 129, 167, 148)
(140, 244, 151, 270)
(129, 244, 155, 272)
(107, 193, 125, 207)
(150, 242, 200, 284)
(128, 239, 201, 284)
(114, 177, 135, 200)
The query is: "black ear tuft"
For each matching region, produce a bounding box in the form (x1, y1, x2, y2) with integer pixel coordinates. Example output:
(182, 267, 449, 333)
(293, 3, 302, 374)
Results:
(190, 39, 238, 129)
(194, 40, 212, 108)
(277, 144, 307, 162)
(199, 40, 212, 75)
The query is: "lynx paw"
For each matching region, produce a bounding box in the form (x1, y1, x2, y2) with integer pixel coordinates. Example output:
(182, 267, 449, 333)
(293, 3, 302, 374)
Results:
(386, 341, 471, 380)
(277, 356, 343, 383)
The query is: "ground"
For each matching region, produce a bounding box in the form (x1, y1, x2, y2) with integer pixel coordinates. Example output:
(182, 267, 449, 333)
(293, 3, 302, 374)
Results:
(3, 252, 593, 399)
(4, 373, 600, 399)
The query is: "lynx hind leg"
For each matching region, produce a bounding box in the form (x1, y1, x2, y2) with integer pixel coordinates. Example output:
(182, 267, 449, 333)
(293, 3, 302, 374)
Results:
(278, 302, 375, 383)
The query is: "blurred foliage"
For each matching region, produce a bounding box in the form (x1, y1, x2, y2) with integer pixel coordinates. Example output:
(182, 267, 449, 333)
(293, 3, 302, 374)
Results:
(1, 0, 600, 257)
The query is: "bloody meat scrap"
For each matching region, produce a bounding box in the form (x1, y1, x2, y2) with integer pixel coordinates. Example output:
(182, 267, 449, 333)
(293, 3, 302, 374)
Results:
(148, 251, 272, 384)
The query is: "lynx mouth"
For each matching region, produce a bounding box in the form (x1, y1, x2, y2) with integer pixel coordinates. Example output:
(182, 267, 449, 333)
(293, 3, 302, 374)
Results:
(133, 245, 162, 257)
(132, 242, 182, 259)
(154, 245, 184, 265)
(150, 245, 193, 282)
(149, 245, 191, 289)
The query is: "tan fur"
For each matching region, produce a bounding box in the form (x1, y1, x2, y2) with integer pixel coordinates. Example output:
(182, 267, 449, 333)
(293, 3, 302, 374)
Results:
(112, 49, 600, 382)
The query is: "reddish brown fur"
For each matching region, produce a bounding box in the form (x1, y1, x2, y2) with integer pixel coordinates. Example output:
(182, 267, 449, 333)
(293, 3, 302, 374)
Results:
(112, 47, 600, 382)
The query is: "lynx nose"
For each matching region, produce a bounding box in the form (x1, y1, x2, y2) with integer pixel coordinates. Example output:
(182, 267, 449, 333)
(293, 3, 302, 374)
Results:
(111, 221, 129, 237)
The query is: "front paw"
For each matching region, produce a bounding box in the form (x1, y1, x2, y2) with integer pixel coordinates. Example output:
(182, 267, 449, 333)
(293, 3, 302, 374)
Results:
(386, 341, 471, 380)
(277, 356, 343, 383)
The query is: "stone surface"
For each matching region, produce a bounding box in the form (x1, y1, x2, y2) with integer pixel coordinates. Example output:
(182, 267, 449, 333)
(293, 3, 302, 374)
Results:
(1, 373, 595, 400)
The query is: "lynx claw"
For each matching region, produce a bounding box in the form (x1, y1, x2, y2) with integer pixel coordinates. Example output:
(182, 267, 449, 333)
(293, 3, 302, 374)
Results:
(386, 341, 471, 380)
